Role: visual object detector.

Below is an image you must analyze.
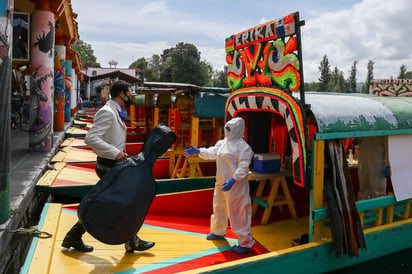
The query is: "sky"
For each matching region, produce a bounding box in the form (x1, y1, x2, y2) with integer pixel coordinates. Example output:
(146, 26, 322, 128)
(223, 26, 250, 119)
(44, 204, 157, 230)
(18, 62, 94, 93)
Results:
(71, 0, 412, 83)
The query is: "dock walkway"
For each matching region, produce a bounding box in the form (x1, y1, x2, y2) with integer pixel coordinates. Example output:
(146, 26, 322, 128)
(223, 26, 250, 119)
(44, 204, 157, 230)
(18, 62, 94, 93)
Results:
(0, 120, 72, 273)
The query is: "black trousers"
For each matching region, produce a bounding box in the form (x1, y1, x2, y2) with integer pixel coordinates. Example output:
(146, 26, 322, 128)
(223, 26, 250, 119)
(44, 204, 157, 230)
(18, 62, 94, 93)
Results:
(68, 157, 140, 244)
(95, 157, 117, 178)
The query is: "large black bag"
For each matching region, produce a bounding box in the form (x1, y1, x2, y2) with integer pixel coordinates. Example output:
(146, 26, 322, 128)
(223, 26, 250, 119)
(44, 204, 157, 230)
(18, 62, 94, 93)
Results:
(78, 124, 176, 244)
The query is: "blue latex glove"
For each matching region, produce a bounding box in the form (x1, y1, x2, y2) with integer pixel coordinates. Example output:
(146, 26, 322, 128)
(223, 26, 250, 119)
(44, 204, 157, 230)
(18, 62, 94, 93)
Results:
(222, 178, 236, 191)
(384, 165, 391, 178)
(184, 145, 200, 156)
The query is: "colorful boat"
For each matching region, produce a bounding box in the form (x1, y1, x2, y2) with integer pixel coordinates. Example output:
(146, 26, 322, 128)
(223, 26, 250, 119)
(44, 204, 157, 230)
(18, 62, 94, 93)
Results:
(36, 85, 227, 197)
(22, 11, 412, 273)
(36, 142, 172, 197)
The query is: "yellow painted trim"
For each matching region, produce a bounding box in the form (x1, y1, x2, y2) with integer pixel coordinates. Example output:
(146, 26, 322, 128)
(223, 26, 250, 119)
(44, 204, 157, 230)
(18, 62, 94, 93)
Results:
(376, 208, 384, 226)
(386, 205, 394, 224)
(364, 217, 412, 233)
(403, 201, 411, 218)
(130, 105, 136, 127)
(312, 140, 325, 242)
(154, 107, 160, 127)
(191, 116, 200, 147)
(359, 211, 364, 227)
(189, 159, 197, 178)
(28, 203, 62, 274)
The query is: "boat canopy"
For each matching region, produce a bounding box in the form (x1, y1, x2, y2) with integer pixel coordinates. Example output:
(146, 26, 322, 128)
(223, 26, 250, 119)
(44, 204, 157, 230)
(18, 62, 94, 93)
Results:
(306, 92, 412, 140)
(193, 91, 229, 118)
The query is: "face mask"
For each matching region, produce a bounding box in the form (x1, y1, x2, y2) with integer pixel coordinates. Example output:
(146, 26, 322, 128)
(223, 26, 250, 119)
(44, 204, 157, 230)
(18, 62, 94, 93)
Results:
(122, 93, 132, 108)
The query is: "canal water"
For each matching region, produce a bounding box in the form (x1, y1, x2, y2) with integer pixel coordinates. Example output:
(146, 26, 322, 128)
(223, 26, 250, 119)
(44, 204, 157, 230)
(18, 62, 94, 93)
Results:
(330, 247, 412, 273)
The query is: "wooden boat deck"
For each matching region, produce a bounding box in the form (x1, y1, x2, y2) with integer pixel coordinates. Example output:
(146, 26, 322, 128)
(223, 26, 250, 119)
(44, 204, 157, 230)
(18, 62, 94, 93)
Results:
(22, 190, 309, 273)
(38, 141, 213, 198)
(51, 147, 96, 163)
(73, 120, 93, 129)
(65, 127, 89, 138)
(60, 137, 87, 148)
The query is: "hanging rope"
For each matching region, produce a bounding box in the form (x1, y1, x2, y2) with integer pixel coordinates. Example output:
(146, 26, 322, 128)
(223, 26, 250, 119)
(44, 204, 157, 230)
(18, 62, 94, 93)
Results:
(0, 226, 52, 238)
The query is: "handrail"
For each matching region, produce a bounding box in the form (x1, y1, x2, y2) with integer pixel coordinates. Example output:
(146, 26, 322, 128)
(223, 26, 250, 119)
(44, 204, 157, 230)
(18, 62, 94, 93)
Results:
(313, 195, 412, 222)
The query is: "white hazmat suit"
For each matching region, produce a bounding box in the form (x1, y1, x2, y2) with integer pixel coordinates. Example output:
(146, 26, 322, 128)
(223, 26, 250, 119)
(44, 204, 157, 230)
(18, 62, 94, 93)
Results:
(198, 117, 255, 248)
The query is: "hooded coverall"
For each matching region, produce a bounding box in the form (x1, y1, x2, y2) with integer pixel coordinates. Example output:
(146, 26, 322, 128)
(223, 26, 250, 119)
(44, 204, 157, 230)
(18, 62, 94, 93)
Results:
(198, 117, 255, 248)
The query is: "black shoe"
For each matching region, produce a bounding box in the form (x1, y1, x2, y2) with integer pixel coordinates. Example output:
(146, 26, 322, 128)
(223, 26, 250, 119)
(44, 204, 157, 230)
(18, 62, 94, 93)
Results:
(125, 239, 155, 253)
(62, 235, 94, 252)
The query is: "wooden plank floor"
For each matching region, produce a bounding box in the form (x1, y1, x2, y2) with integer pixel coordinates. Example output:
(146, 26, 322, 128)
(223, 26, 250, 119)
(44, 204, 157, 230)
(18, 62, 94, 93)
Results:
(22, 201, 309, 274)
(65, 127, 89, 138)
(61, 138, 87, 148)
(51, 147, 96, 163)
(37, 163, 99, 188)
(252, 216, 309, 251)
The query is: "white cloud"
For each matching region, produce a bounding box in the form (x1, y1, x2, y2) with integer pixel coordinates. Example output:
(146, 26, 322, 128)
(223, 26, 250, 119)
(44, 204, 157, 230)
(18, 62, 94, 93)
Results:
(72, 0, 412, 83)
(303, 0, 412, 82)
(91, 40, 172, 67)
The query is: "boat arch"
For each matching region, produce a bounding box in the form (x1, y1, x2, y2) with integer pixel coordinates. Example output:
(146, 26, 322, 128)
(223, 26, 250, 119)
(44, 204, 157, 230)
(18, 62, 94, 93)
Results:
(225, 87, 306, 187)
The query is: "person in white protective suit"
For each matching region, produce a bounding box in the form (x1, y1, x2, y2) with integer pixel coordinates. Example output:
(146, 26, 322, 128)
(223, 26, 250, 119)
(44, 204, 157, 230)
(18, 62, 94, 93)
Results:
(184, 117, 255, 254)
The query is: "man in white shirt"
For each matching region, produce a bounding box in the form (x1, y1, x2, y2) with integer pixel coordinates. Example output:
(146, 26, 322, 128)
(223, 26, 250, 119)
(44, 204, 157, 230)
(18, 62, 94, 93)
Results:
(62, 80, 155, 253)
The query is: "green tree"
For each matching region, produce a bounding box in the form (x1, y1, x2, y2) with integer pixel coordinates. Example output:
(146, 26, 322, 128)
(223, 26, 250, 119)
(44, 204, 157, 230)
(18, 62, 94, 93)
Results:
(362, 60, 374, 94)
(129, 57, 148, 71)
(129, 57, 147, 80)
(318, 54, 330, 91)
(159, 42, 212, 86)
(212, 66, 228, 87)
(199, 61, 214, 86)
(398, 65, 407, 79)
(305, 81, 321, 91)
(129, 56, 161, 82)
(348, 60, 358, 93)
(71, 40, 100, 68)
(329, 66, 346, 92)
(147, 54, 161, 81)
(159, 55, 173, 82)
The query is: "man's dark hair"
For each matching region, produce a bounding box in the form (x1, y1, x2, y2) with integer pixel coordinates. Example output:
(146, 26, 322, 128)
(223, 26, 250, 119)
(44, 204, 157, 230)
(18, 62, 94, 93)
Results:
(110, 80, 131, 98)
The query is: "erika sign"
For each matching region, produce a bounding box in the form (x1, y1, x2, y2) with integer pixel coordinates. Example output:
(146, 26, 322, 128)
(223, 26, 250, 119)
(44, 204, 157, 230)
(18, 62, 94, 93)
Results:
(225, 13, 296, 52)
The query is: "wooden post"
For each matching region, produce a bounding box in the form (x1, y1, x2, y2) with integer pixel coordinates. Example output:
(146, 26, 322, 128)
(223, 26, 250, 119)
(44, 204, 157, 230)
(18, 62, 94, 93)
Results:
(130, 105, 136, 128)
(191, 116, 200, 147)
(310, 140, 325, 242)
(153, 107, 159, 127)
